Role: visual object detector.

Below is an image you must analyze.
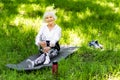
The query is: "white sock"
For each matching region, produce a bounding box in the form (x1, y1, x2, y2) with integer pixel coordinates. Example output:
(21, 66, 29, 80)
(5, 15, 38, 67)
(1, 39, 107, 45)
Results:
(43, 54, 50, 64)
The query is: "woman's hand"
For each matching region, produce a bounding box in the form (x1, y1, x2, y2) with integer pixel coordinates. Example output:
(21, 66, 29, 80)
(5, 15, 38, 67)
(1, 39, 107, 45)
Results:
(39, 41, 46, 48)
(43, 47, 51, 53)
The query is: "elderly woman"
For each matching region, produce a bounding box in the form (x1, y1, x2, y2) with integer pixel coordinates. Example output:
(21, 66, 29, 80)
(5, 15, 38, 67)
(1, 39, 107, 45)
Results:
(26, 11, 62, 68)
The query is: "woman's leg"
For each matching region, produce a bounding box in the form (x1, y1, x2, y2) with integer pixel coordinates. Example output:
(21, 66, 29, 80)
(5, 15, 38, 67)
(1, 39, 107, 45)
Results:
(43, 49, 58, 64)
(48, 49, 58, 58)
(26, 53, 46, 68)
(34, 53, 46, 65)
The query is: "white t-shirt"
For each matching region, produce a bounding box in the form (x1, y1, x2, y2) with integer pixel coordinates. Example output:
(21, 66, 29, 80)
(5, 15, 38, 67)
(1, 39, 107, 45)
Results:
(35, 24, 61, 47)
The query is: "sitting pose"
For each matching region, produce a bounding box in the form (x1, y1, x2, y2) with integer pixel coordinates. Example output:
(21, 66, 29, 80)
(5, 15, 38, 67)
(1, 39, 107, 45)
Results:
(26, 11, 62, 68)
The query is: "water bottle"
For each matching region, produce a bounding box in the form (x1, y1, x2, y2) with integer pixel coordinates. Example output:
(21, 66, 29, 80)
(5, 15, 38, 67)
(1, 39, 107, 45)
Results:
(52, 61, 58, 75)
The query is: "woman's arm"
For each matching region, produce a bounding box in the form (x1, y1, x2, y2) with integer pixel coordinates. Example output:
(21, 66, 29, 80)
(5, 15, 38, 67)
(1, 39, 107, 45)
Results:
(35, 26, 44, 46)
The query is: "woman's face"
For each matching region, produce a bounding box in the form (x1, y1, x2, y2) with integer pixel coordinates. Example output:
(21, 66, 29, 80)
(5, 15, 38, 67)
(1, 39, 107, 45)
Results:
(45, 15, 55, 23)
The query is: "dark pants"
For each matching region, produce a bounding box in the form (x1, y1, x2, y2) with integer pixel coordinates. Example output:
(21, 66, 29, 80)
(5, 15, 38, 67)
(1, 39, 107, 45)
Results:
(35, 41, 60, 65)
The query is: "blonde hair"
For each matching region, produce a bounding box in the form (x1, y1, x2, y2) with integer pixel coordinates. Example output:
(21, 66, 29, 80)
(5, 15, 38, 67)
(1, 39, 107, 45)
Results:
(43, 11, 57, 22)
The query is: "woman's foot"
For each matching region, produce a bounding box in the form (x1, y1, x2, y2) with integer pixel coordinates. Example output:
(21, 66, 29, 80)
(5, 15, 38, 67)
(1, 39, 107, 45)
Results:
(26, 59, 35, 68)
(43, 56, 50, 64)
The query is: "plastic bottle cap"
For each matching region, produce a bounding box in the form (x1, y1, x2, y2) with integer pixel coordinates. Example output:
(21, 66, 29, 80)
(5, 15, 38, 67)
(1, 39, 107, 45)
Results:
(53, 60, 58, 64)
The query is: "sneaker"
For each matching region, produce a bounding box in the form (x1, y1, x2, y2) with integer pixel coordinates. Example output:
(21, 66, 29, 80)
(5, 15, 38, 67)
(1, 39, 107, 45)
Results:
(26, 59, 35, 68)
(89, 40, 103, 49)
(43, 56, 50, 64)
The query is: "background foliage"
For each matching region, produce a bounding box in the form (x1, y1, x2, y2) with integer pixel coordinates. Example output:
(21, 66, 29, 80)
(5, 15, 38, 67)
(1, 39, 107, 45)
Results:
(0, 0, 120, 80)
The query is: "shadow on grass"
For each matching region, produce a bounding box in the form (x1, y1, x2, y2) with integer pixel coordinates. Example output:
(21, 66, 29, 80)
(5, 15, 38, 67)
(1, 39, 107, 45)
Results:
(0, 0, 120, 43)
(43, 0, 120, 48)
(0, 0, 120, 79)
(61, 46, 120, 79)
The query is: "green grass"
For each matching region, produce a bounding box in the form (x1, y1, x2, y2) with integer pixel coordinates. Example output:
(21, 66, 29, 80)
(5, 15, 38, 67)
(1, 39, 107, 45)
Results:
(0, 0, 120, 80)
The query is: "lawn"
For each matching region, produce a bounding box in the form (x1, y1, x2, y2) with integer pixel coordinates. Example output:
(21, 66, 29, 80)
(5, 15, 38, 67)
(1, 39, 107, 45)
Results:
(0, 0, 120, 80)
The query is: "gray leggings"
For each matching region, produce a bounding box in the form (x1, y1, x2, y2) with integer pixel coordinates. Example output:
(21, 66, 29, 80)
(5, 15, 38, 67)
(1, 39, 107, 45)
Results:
(34, 49, 58, 65)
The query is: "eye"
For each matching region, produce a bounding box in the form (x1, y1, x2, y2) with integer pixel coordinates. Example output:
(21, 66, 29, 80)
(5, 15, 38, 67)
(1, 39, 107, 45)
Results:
(45, 17, 49, 19)
(50, 16, 53, 18)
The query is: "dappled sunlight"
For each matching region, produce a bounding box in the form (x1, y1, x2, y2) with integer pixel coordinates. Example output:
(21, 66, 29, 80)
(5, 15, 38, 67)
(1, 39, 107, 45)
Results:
(45, 5, 56, 12)
(108, 31, 116, 39)
(61, 11, 71, 22)
(107, 72, 120, 80)
(17, 4, 43, 15)
(61, 28, 84, 46)
(95, 0, 120, 14)
(72, 0, 78, 2)
(2, 24, 9, 36)
(63, 14, 71, 22)
(10, 4, 58, 32)
(77, 8, 94, 20)
(115, 23, 120, 30)
(9, 3, 46, 32)
(10, 16, 42, 31)
(0, 2, 4, 9)
(56, 9, 68, 22)
(114, 7, 120, 14)
(1, 0, 120, 79)
(95, 1, 114, 7)
(69, 30, 82, 46)
(88, 25, 99, 40)
(88, 25, 98, 34)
